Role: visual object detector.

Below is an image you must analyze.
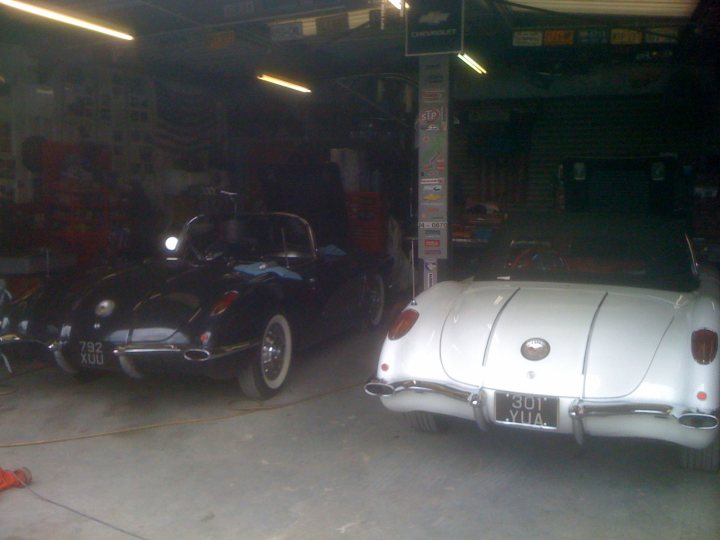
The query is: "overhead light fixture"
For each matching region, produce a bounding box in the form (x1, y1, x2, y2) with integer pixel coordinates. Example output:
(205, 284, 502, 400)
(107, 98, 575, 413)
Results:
(0, 0, 134, 41)
(387, 0, 409, 9)
(457, 53, 487, 75)
(257, 73, 312, 93)
(514, 0, 696, 18)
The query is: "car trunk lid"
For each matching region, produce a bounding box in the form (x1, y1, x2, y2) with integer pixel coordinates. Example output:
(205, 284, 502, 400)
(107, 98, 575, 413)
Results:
(69, 262, 225, 344)
(440, 284, 674, 398)
(129, 264, 232, 342)
(583, 291, 675, 398)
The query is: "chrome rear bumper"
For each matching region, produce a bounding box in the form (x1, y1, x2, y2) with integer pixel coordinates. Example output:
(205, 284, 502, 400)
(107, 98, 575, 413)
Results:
(365, 378, 489, 430)
(365, 379, 474, 402)
(365, 377, 720, 444)
(115, 340, 258, 361)
(49, 339, 260, 379)
(568, 401, 719, 444)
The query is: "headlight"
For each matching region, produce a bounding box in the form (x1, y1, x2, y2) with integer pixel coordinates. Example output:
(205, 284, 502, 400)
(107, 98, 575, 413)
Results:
(164, 235, 179, 251)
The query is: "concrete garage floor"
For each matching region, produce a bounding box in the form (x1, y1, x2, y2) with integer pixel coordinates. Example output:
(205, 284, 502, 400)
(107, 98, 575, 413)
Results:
(1, 328, 719, 540)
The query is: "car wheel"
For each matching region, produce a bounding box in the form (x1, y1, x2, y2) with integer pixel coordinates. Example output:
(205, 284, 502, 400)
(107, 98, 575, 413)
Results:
(680, 436, 720, 472)
(404, 411, 448, 433)
(364, 274, 385, 328)
(239, 313, 292, 400)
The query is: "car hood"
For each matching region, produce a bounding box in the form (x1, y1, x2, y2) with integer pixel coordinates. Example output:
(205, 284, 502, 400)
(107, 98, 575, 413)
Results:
(69, 260, 244, 343)
(439, 283, 677, 398)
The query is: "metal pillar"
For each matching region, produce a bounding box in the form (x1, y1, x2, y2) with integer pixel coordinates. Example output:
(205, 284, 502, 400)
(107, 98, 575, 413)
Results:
(417, 55, 450, 290)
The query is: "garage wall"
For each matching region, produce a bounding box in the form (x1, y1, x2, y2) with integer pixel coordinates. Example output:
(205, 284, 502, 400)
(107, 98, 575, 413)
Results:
(453, 90, 714, 212)
(525, 93, 708, 210)
(451, 101, 535, 211)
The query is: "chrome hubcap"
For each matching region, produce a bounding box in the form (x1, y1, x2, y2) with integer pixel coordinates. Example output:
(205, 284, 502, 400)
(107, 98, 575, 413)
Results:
(261, 322, 286, 382)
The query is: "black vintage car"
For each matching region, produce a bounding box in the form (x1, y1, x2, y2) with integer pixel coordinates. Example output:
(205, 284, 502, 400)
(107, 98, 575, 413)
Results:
(0, 211, 389, 398)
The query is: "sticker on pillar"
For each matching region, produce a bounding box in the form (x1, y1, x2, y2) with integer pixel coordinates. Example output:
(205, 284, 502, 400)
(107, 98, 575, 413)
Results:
(420, 177, 444, 185)
(422, 90, 445, 103)
(418, 221, 447, 229)
(422, 152, 446, 173)
(421, 63, 448, 86)
(419, 131, 445, 147)
(420, 204, 444, 220)
(419, 107, 444, 131)
(424, 260, 437, 289)
(422, 185, 444, 202)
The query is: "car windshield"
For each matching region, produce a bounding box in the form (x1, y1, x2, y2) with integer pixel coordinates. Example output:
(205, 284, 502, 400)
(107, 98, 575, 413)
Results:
(475, 213, 699, 292)
(184, 213, 313, 261)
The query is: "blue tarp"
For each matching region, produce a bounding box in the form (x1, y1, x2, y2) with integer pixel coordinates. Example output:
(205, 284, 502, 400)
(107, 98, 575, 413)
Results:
(233, 262, 302, 281)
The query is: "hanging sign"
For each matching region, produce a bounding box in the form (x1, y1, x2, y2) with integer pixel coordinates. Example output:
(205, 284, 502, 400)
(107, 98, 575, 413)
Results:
(611, 28, 643, 45)
(270, 22, 304, 41)
(543, 29, 574, 46)
(207, 31, 236, 49)
(577, 28, 609, 45)
(406, 0, 464, 56)
(645, 27, 678, 44)
(513, 30, 543, 47)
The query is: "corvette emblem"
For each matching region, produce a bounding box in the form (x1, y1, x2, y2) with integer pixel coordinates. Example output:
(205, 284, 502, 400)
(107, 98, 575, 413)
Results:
(521, 338, 550, 361)
(95, 300, 116, 317)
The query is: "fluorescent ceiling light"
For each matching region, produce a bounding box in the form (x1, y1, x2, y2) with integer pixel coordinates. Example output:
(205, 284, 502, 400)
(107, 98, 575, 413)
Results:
(512, 0, 697, 18)
(387, 0, 409, 9)
(0, 0, 134, 40)
(457, 53, 487, 75)
(257, 73, 312, 93)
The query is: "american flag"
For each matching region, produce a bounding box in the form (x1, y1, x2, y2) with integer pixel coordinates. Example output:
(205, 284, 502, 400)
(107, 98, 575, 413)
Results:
(154, 81, 219, 163)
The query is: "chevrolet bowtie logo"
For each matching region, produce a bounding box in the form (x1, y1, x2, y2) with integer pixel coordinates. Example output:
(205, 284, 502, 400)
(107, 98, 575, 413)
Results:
(521, 338, 550, 361)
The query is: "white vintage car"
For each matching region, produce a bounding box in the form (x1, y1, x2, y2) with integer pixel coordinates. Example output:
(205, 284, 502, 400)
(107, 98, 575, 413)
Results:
(366, 213, 720, 472)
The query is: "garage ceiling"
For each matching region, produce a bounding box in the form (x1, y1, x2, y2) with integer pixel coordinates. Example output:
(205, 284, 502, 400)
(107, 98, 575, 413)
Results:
(0, 0, 718, 91)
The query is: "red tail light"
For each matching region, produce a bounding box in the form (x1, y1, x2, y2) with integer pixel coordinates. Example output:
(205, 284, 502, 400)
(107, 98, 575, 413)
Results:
(388, 309, 419, 340)
(210, 291, 240, 316)
(692, 329, 718, 365)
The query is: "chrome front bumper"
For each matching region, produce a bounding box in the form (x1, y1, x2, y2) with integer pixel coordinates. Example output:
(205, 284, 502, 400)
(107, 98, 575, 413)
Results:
(365, 377, 720, 445)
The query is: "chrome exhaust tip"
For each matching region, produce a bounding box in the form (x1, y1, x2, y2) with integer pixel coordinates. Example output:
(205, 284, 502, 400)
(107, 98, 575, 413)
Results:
(184, 349, 211, 362)
(364, 381, 395, 396)
(678, 413, 719, 429)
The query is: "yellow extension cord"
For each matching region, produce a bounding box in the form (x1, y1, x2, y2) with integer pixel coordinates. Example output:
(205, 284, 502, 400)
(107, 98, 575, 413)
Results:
(0, 367, 363, 449)
(1, 366, 366, 540)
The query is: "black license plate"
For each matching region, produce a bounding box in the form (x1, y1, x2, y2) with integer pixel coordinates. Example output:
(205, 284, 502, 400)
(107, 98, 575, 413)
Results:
(495, 392, 558, 429)
(75, 340, 112, 369)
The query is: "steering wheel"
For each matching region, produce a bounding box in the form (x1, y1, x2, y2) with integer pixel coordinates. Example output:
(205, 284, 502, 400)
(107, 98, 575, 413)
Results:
(509, 247, 568, 272)
(182, 240, 205, 263)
